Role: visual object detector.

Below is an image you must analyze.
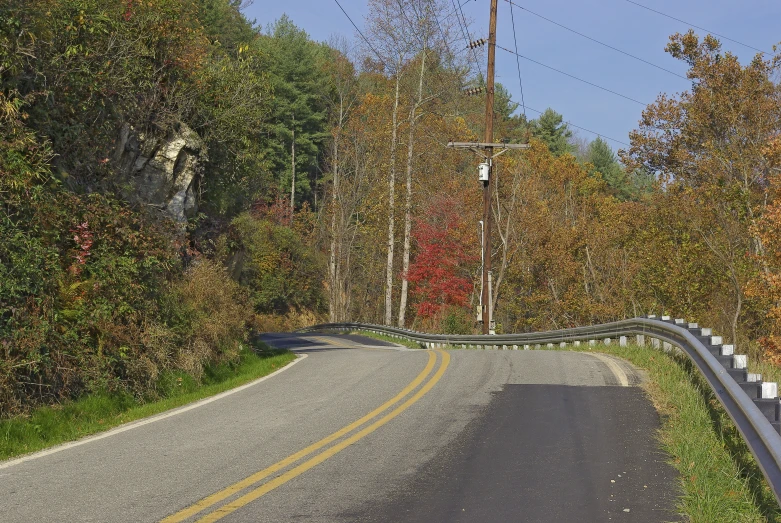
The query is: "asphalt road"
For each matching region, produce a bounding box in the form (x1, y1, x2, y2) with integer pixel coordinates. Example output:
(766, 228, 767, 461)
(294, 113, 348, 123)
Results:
(0, 334, 679, 522)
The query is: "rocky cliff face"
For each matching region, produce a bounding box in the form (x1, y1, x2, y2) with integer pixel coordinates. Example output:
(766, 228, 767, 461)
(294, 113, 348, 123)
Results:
(113, 122, 206, 223)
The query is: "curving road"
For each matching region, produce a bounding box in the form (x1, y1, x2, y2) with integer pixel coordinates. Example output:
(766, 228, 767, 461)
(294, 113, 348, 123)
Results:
(0, 333, 679, 522)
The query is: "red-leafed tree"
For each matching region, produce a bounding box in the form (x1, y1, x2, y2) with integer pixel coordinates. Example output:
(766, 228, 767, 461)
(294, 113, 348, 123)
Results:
(407, 196, 478, 319)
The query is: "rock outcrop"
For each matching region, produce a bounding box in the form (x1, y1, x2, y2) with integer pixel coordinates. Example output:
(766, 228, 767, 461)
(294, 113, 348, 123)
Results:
(113, 122, 206, 223)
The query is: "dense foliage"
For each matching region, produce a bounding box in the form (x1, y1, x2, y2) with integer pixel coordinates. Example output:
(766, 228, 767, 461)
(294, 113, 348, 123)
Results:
(0, 0, 322, 416)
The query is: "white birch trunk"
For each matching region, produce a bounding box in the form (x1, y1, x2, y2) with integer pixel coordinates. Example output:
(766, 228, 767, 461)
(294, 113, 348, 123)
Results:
(385, 68, 401, 326)
(398, 50, 426, 328)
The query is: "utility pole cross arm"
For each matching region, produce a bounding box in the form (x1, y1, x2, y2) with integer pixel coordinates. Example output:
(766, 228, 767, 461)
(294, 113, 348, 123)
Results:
(447, 142, 530, 149)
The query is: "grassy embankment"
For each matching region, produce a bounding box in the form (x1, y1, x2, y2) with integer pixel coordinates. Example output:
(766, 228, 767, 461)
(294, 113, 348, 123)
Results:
(0, 345, 295, 461)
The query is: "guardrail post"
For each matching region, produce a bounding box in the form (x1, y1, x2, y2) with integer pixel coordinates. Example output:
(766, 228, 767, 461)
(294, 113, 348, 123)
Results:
(762, 383, 779, 399)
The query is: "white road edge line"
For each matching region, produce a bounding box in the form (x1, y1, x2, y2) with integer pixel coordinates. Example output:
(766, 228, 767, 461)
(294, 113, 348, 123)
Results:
(0, 353, 308, 470)
(589, 353, 630, 387)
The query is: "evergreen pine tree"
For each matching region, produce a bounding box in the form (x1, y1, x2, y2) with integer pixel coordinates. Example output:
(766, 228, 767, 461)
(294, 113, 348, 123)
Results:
(528, 108, 574, 156)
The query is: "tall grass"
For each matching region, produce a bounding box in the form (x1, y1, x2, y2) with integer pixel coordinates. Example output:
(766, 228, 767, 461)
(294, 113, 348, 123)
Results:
(553, 343, 781, 522)
(0, 346, 295, 461)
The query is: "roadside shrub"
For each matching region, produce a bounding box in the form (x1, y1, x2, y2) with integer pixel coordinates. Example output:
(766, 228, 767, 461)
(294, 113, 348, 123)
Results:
(170, 259, 251, 372)
(220, 212, 324, 315)
(440, 306, 474, 335)
(0, 94, 252, 416)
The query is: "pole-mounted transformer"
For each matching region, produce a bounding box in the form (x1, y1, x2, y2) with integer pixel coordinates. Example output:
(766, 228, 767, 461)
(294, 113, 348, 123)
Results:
(478, 162, 490, 182)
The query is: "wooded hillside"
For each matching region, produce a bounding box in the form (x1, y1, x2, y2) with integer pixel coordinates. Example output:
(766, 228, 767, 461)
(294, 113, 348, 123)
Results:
(1, 0, 780, 416)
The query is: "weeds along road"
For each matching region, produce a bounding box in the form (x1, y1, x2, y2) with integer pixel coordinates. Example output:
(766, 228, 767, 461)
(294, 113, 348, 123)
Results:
(0, 334, 679, 522)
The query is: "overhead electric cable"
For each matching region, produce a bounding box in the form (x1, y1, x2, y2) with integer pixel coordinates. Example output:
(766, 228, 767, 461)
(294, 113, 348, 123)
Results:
(332, 0, 387, 66)
(439, 0, 476, 27)
(496, 44, 647, 106)
(622, 0, 770, 55)
(520, 102, 631, 147)
(503, 0, 688, 80)
(452, 0, 485, 79)
(333, 0, 630, 147)
(507, 0, 527, 118)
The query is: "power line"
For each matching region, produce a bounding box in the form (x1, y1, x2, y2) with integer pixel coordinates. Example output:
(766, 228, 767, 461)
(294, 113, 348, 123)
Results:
(520, 103, 631, 147)
(507, 0, 527, 118)
(332, 0, 387, 66)
(333, 0, 630, 148)
(496, 44, 647, 106)
(452, 0, 485, 79)
(431, 2, 475, 64)
(503, 0, 688, 81)
(622, 0, 771, 56)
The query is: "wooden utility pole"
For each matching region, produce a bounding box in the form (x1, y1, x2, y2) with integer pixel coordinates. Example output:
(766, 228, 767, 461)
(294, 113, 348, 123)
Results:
(448, 0, 528, 334)
(482, 0, 498, 334)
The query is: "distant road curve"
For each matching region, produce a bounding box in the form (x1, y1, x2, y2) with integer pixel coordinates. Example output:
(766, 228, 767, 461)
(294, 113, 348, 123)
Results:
(0, 333, 679, 522)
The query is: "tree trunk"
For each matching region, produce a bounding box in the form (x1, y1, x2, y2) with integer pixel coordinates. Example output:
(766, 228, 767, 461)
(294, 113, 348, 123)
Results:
(491, 163, 521, 318)
(290, 115, 296, 222)
(328, 108, 341, 322)
(398, 50, 426, 328)
(732, 291, 742, 352)
(385, 67, 401, 326)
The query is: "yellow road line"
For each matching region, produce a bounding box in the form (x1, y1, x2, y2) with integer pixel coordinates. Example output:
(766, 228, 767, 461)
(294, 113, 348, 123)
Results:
(161, 350, 437, 523)
(198, 349, 451, 523)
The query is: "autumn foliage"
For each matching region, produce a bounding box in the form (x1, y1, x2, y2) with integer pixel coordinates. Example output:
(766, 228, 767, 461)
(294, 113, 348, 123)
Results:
(407, 197, 477, 319)
(5, 0, 781, 417)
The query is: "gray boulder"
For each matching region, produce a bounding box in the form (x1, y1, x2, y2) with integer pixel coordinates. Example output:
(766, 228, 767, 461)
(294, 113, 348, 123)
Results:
(114, 122, 206, 223)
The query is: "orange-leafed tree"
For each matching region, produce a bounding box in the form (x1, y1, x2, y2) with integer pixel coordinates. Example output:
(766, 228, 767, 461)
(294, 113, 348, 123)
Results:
(622, 31, 781, 348)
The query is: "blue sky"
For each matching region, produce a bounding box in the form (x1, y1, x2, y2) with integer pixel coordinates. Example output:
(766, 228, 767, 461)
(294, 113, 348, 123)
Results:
(247, 0, 781, 151)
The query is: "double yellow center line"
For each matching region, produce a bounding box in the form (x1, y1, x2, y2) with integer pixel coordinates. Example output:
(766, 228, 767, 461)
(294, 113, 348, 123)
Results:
(162, 348, 450, 522)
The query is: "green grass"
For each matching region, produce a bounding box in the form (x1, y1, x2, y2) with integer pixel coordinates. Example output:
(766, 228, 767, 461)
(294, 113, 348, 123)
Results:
(0, 345, 296, 461)
(546, 342, 781, 522)
(348, 330, 424, 349)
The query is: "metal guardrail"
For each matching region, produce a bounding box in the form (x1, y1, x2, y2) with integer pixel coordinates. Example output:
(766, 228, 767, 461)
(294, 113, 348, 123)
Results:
(300, 315, 781, 506)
